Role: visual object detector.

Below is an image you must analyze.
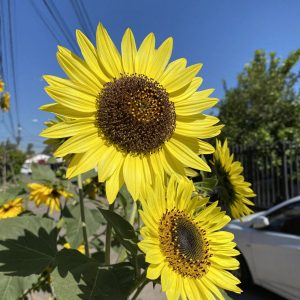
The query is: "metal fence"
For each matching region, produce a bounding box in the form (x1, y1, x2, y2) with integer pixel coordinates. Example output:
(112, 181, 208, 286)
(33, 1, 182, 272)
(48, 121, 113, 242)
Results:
(231, 142, 300, 209)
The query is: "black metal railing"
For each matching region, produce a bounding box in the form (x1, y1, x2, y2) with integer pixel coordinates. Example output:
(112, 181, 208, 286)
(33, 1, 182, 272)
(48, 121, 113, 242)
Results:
(231, 142, 300, 209)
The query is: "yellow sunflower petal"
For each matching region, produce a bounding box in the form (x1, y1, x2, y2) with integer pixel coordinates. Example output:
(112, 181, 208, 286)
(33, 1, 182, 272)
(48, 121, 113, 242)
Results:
(148, 37, 173, 80)
(165, 138, 211, 172)
(40, 103, 94, 118)
(54, 132, 102, 157)
(57, 46, 102, 93)
(96, 23, 123, 78)
(76, 29, 109, 83)
(121, 28, 137, 74)
(45, 86, 96, 112)
(135, 32, 155, 75)
(40, 119, 96, 138)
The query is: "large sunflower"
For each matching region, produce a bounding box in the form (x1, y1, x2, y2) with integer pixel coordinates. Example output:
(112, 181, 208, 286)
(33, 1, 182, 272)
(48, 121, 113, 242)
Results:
(138, 177, 241, 300)
(212, 139, 255, 219)
(40, 23, 223, 203)
(0, 198, 24, 219)
(28, 183, 73, 214)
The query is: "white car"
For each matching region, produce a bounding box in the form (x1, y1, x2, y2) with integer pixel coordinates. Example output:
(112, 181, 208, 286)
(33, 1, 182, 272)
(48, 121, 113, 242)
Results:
(226, 196, 300, 300)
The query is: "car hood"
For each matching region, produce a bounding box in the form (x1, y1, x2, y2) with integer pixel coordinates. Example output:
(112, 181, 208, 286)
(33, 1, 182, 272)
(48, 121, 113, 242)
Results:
(229, 211, 265, 228)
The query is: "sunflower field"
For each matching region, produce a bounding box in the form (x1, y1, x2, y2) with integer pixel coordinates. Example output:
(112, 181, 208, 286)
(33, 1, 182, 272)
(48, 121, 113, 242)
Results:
(0, 24, 256, 300)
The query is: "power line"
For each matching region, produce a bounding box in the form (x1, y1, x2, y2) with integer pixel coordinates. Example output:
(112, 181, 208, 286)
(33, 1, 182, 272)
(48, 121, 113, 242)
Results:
(29, 0, 61, 45)
(71, 0, 94, 40)
(7, 0, 21, 144)
(0, 0, 17, 141)
(77, 0, 94, 39)
(42, 0, 78, 53)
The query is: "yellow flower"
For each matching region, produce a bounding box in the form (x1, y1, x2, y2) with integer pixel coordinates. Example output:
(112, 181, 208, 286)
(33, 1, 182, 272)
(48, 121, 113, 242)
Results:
(138, 177, 241, 299)
(0, 92, 10, 112)
(28, 183, 73, 214)
(0, 79, 4, 92)
(63, 242, 85, 254)
(40, 23, 222, 204)
(212, 139, 255, 219)
(0, 198, 24, 219)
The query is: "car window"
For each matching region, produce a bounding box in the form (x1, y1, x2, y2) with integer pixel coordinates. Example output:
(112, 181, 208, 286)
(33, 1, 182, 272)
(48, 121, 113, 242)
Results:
(265, 201, 300, 236)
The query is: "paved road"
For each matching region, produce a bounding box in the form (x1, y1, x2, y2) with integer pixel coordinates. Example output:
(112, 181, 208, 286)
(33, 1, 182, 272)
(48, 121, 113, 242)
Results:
(138, 284, 286, 300)
(229, 285, 285, 300)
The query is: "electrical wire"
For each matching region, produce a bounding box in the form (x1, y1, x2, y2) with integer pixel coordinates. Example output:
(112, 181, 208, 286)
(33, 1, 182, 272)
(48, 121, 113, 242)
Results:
(0, 0, 17, 141)
(29, 0, 61, 45)
(42, 0, 78, 53)
(77, 0, 94, 39)
(7, 0, 21, 144)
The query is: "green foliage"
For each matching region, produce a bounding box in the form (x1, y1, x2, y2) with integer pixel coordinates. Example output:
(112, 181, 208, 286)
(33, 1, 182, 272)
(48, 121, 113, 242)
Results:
(31, 163, 57, 183)
(99, 208, 139, 255)
(63, 203, 103, 248)
(219, 49, 300, 147)
(0, 141, 26, 182)
(0, 216, 57, 300)
(52, 249, 135, 300)
(0, 185, 26, 206)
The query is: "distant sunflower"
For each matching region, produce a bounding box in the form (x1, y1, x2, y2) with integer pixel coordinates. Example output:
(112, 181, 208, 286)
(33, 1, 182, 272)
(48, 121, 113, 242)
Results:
(0, 198, 24, 219)
(138, 177, 241, 300)
(0, 79, 4, 92)
(28, 183, 73, 214)
(40, 23, 223, 203)
(63, 242, 85, 254)
(0, 92, 10, 112)
(212, 139, 255, 219)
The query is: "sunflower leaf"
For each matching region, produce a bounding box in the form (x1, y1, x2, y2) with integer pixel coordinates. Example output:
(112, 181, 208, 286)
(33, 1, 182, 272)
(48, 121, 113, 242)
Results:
(31, 163, 57, 183)
(0, 186, 26, 206)
(63, 203, 103, 248)
(0, 216, 57, 300)
(99, 208, 138, 254)
(51, 249, 134, 300)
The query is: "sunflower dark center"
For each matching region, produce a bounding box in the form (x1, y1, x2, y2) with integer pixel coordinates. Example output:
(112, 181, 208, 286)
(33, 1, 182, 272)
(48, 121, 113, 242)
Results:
(96, 74, 176, 155)
(159, 209, 211, 278)
(51, 189, 61, 198)
(174, 218, 203, 260)
(212, 160, 236, 209)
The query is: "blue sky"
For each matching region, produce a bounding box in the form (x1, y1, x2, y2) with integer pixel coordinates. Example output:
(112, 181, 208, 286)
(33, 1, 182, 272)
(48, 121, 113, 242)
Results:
(1, 0, 300, 151)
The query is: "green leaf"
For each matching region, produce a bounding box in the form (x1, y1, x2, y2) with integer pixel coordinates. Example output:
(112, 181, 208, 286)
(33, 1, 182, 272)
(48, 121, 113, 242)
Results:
(194, 176, 218, 194)
(31, 163, 56, 183)
(0, 186, 26, 206)
(99, 208, 138, 254)
(63, 203, 103, 248)
(52, 249, 133, 300)
(220, 289, 234, 300)
(0, 216, 57, 300)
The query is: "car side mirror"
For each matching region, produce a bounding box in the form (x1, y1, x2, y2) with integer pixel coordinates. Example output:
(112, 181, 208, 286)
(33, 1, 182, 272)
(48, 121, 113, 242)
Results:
(252, 216, 270, 229)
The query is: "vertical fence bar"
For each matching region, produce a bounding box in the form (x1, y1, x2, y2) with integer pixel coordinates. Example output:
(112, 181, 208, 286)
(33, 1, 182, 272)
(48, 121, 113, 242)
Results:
(289, 143, 294, 198)
(281, 142, 289, 200)
(296, 144, 300, 195)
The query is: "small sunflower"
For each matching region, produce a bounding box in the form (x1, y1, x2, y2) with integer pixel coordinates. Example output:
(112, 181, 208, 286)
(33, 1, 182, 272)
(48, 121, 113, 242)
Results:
(0, 79, 4, 92)
(0, 92, 10, 112)
(40, 23, 223, 203)
(63, 242, 85, 254)
(28, 183, 73, 214)
(212, 139, 255, 219)
(138, 177, 241, 300)
(0, 198, 24, 219)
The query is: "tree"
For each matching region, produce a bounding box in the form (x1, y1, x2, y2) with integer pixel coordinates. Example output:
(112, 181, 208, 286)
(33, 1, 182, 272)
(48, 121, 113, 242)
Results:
(26, 143, 35, 156)
(0, 141, 26, 183)
(218, 49, 300, 147)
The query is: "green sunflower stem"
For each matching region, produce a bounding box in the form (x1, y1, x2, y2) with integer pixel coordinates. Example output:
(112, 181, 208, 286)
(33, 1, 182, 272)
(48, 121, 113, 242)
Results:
(117, 202, 137, 263)
(131, 271, 148, 300)
(78, 175, 90, 257)
(105, 202, 115, 265)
